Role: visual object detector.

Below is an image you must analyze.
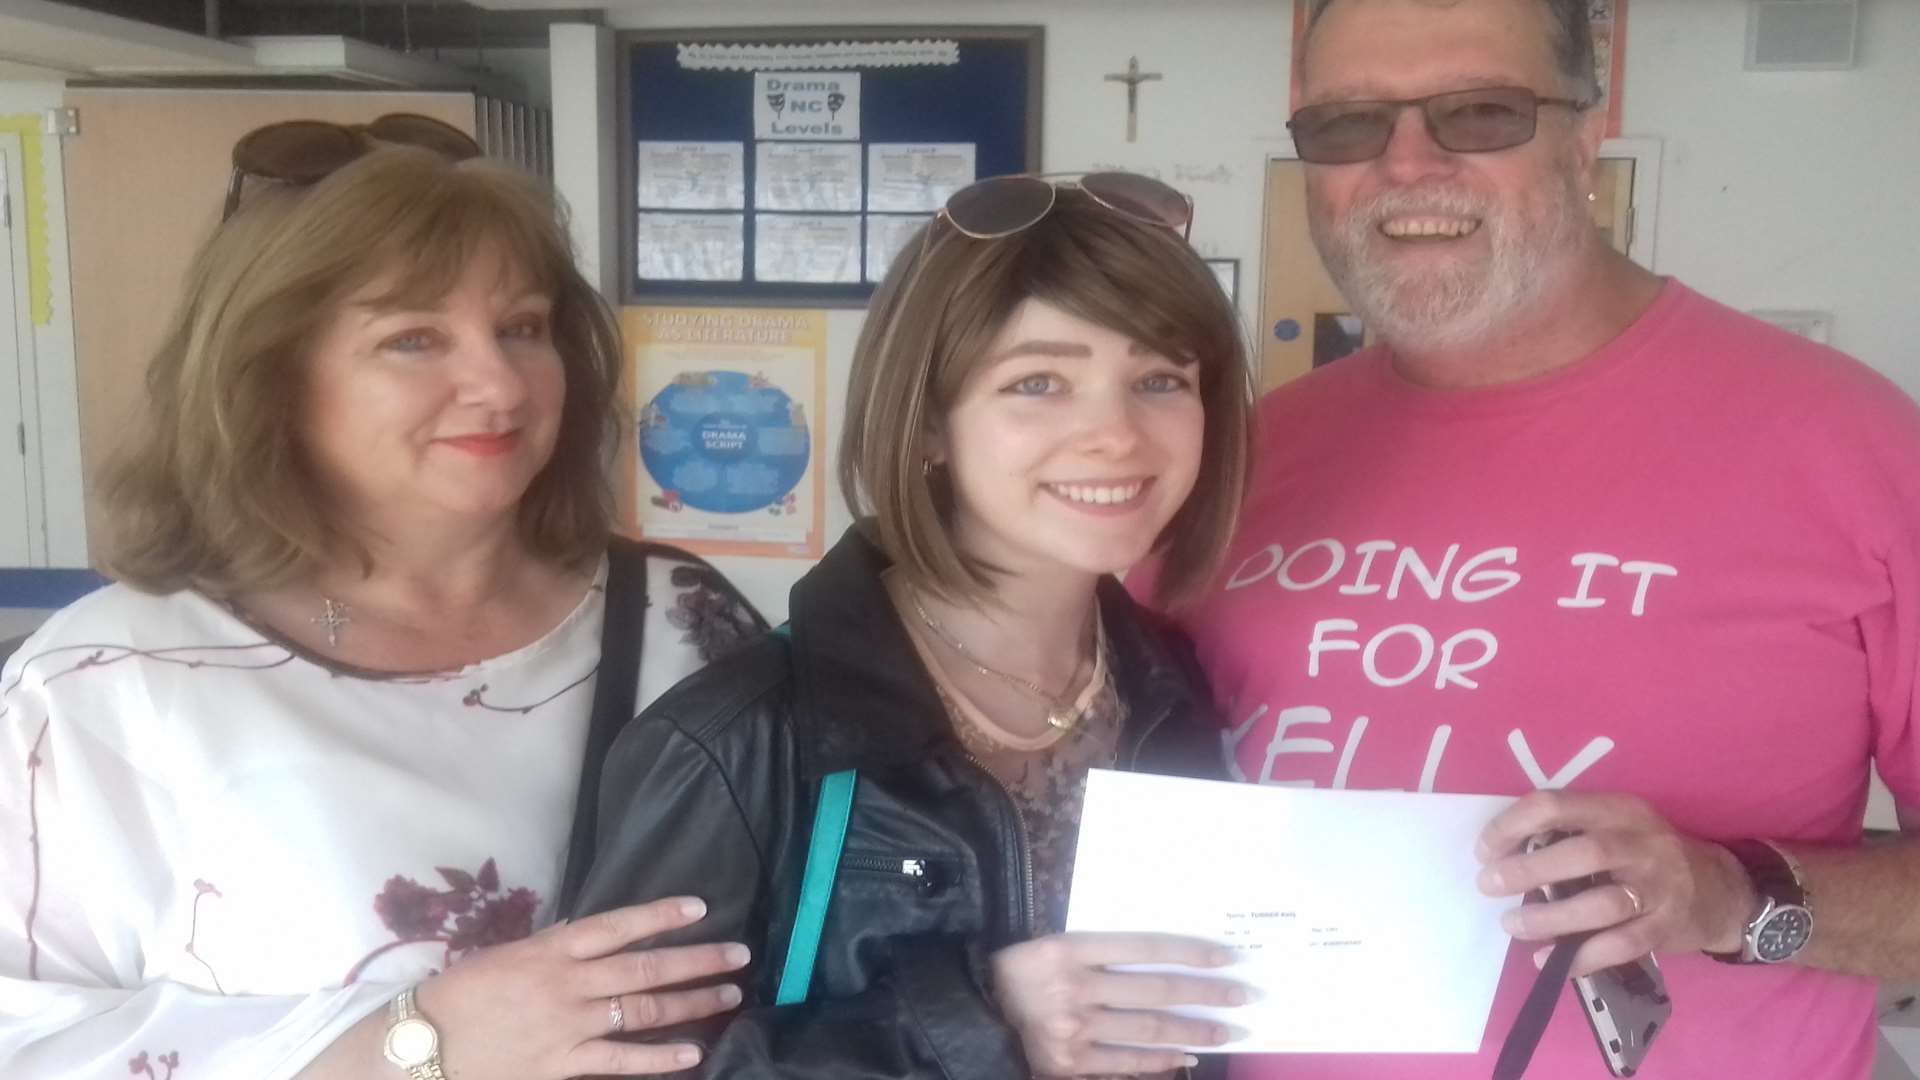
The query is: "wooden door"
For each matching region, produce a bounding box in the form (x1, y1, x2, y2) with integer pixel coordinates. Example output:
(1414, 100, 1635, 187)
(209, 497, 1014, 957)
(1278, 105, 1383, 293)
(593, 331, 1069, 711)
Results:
(1257, 159, 1353, 394)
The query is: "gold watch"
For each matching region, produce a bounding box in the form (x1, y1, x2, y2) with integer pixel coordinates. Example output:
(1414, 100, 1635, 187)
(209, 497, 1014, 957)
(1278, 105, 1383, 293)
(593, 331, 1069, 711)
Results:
(382, 985, 448, 1080)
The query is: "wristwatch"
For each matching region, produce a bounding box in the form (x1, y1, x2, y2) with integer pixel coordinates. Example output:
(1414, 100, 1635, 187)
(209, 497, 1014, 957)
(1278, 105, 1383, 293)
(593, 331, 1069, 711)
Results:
(1710, 839, 1814, 964)
(383, 985, 449, 1079)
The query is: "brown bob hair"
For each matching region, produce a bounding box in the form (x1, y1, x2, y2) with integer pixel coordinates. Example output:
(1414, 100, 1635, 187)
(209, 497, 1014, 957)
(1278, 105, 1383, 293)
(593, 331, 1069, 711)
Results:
(839, 186, 1252, 610)
(97, 146, 622, 596)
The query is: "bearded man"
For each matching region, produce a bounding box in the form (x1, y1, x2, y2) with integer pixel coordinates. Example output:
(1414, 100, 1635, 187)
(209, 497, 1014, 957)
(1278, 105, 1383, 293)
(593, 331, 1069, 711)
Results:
(1136, 1, 1920, 1077)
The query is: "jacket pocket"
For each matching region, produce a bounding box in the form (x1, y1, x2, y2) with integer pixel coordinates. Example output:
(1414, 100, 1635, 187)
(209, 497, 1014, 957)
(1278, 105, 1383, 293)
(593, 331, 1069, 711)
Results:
(839, 850, 957, 894)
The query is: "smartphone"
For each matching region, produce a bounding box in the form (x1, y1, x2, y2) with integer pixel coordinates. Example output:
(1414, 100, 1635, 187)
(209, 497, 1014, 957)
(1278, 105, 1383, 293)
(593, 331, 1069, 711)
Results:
(1525, 831, 1673, 1078)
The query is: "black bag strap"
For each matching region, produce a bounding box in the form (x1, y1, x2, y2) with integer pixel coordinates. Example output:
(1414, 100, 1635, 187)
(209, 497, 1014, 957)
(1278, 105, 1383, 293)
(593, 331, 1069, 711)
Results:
(0, 634, 28, 673)
(557, 538, 653, 914)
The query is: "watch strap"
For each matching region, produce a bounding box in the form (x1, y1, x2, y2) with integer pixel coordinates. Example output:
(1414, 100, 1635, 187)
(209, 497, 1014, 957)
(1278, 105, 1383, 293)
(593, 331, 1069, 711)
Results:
(387, 986, 450, 1080)
(1711, 839, 1810, 963)
(1725, 840, 1806, 905)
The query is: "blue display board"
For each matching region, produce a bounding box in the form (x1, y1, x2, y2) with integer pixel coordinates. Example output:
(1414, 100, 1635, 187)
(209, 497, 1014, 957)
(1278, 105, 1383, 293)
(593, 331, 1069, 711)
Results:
(620, 26, 1043, 307)
(637, 370, 810, 516)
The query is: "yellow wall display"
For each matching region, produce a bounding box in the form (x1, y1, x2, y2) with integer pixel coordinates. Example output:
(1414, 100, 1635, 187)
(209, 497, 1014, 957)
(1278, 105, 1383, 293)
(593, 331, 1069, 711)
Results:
(619, 306, 827, 559)
(0, 115, 54, 326)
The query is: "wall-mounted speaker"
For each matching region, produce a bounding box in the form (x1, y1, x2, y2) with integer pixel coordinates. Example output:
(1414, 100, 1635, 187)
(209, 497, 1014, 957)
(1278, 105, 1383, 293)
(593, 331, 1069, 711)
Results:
(1746, 0, 1860, 71)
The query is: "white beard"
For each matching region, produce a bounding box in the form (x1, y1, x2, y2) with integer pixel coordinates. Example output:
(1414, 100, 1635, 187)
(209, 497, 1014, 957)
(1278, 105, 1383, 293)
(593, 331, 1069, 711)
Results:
(1310, 169, 1594, 354)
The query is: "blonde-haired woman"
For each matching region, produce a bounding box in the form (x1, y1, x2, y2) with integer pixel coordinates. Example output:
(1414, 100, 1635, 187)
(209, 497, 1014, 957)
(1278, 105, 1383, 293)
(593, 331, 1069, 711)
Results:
(572, 174, 1255, 1078)
(0, 117, 760, 1079)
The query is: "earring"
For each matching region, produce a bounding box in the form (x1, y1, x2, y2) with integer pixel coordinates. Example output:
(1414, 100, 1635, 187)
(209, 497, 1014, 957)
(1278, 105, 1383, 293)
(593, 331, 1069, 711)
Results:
(1587, 192, 1597, 202)
(922, 458, 933, 477)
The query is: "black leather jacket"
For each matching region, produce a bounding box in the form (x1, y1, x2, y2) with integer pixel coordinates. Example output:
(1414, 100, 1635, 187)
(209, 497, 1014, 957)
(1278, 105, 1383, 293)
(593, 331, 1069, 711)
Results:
(569, 526, 1228, 1079)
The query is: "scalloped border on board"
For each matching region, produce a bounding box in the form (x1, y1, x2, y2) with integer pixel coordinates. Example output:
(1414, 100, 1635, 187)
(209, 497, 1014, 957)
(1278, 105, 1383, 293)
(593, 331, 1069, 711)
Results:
(676, 40, 960, 72)
(0, 115, 52, 326)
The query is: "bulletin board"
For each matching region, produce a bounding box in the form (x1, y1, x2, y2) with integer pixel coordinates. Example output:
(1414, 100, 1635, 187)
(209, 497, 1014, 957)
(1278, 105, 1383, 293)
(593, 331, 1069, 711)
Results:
(619, 26, 1044, 308)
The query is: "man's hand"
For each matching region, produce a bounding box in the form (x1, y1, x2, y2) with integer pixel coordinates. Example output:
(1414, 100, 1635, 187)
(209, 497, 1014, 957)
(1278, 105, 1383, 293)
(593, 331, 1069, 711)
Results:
(1476, 791, 1758, 976)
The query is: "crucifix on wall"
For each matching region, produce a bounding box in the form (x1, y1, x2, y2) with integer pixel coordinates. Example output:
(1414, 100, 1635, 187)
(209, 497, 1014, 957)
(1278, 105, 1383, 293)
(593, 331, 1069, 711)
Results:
(1104, 56, 1162, 143)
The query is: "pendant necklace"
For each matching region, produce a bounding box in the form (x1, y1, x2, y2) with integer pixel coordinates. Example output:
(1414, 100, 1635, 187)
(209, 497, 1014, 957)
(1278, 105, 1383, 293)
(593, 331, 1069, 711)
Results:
(907, 590, 1095, 732)
(311, 597, 352, 648)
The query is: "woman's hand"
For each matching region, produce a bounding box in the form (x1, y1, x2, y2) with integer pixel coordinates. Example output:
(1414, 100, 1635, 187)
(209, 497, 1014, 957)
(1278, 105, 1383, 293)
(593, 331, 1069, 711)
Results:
(989, 932, 1248, 1077)
(416, 896, 750, 1078)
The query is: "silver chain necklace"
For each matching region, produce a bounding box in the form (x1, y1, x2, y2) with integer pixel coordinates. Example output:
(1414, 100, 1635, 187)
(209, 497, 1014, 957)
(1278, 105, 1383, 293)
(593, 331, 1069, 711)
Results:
(907, 590, 1094, 732)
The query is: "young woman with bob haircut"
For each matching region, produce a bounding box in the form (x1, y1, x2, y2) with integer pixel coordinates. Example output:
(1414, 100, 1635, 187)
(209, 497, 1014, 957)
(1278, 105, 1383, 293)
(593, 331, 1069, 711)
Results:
(1, 119, 762, 1080)
(572, 172, 1255, 1078)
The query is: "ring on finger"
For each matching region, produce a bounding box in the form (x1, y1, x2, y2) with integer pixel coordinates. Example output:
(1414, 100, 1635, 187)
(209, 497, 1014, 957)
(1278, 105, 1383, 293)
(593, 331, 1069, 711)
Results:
(1618, 882, 1645, 917)
(608, 995, 626, 1034)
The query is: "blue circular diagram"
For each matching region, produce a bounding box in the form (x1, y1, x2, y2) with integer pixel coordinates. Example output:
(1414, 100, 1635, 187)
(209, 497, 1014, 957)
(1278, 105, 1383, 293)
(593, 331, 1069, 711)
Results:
(637, 370, 809, 515)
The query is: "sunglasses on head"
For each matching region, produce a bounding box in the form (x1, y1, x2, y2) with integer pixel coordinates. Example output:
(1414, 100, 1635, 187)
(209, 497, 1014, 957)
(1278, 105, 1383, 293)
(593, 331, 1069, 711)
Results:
(925, 171, 1194, 257)
(1287, 86, 1590, 165)
(222, 113, 482, 221)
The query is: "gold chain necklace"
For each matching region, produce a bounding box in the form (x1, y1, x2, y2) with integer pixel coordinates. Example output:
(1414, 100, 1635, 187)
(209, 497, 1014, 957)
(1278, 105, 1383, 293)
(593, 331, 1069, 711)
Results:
(907, 590, 1095, 732)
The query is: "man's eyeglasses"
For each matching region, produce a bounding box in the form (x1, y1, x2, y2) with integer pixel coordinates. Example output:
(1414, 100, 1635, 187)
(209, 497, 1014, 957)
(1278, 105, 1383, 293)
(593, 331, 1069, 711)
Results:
(1287, 86, 1590, 165)
(222, 113, 481, 221)
(926, 171, 1194, 257)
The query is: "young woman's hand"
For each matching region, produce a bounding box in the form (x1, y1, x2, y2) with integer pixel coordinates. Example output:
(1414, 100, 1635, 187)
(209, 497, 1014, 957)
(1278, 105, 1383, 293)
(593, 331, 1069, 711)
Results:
(989, 931, 1248, 1076)
(414, 896, 750, 1078)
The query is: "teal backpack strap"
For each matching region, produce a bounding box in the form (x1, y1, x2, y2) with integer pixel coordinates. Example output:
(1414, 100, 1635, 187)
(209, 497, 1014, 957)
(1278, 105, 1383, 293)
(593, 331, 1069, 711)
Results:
(775, 768, 856, 1005)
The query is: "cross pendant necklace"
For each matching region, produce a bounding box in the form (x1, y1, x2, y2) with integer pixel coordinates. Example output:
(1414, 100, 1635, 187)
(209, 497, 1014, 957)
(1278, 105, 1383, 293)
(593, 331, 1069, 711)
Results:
(311, 597, 351, 648)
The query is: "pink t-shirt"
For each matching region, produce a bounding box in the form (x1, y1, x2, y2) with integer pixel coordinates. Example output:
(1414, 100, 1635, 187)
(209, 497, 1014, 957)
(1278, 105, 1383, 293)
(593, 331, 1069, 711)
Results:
(1142, 282, 1920, 1080)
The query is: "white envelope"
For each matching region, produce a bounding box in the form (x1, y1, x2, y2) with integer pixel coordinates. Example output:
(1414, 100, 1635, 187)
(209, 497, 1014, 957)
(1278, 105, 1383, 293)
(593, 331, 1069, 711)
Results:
(1065, 769, 1520, 1054)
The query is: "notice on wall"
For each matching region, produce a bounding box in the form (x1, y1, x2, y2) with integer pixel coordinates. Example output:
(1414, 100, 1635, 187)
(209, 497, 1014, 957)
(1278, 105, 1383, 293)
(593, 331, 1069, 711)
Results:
(755, 142, 862, 212)
(754, 214, 862, 284)
(867, 142, 975, 213)
(866, 213, 932, 283)
(636, 213, 745, 282)
(621, 306, 827, 558)
(637, 141, 746, 210)
(754, 72, 860, 141)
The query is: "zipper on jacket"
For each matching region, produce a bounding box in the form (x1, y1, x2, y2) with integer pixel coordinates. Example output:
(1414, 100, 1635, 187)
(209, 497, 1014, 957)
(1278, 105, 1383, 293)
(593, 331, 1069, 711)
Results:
(962, 751, 1036, 936)
(840, 853, 950, 892)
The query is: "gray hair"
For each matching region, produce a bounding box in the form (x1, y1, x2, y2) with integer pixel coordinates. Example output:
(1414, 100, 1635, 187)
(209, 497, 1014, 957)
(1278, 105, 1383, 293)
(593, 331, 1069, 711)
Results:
(1302, 0, 1601, 104)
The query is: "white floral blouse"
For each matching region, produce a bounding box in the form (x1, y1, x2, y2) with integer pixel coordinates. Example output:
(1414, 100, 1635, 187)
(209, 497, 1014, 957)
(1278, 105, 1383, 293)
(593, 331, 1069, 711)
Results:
(0, 553, 759, 1079)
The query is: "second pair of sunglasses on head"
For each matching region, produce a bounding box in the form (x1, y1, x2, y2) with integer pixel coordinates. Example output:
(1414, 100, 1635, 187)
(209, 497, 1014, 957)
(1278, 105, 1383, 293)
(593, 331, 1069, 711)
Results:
(930, 171, 1195, 251)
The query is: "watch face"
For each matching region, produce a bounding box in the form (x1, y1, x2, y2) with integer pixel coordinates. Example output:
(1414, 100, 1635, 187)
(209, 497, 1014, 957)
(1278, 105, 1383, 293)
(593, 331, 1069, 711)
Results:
(384, 1017, 438, 1066)
(1755, 905, 1813, 962)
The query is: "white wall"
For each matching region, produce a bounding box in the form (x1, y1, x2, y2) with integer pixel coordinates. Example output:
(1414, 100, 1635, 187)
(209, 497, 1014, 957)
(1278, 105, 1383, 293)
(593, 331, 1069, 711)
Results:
(554, 0, 1920, 621)
(1624, 0, 1920, 400)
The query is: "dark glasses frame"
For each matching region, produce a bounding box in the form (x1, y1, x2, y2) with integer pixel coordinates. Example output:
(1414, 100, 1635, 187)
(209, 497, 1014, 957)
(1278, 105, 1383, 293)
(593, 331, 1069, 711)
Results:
(222, 113, 482, 221)
(1287, 86, 1590, 165)
(923, 171, 1195, 259)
